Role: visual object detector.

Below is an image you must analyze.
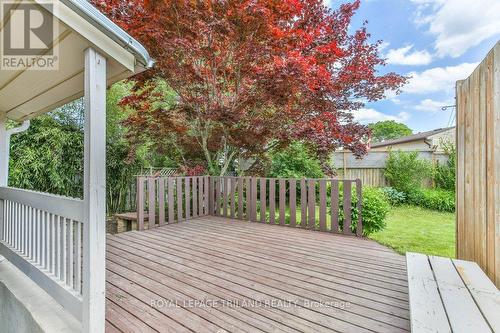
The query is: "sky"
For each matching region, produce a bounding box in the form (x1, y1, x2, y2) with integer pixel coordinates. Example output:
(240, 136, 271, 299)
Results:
(325, 0, 500, 132)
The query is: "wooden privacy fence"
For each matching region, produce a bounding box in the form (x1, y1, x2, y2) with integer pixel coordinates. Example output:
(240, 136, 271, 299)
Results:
(456, 41, 500, 287)
(137, 176, 363, 236)
(338, 168, 388, 187)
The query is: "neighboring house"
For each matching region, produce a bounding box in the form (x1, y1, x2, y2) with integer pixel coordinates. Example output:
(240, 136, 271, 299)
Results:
(369, 126, 455, 152)
(332, 127, 455, 186)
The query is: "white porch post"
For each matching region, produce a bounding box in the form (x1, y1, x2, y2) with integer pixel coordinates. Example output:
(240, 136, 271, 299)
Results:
(82, 47, 107, 333)
(0, 112, 7, 241)
(0, 112, 8, 187)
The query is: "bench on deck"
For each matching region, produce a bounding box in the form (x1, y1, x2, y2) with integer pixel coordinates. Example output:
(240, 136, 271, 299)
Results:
(406, 252, 500, 333)
(113, 212, 149, 233)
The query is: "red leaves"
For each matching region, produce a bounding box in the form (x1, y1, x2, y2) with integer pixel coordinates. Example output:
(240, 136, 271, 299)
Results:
(92, 0, 406, 169)
(181, 165, 206, 176)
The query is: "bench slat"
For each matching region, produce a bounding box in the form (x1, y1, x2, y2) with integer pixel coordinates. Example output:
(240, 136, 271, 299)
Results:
(406, 252, 451, 333)
(429, 256, 492, 333)
(453, 259, 500, 331)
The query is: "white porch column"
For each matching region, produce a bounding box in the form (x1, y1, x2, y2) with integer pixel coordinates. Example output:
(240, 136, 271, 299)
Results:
(82, 47, 106, 333)
(0, 112, 8, 187)
(0, 112, 6, 242)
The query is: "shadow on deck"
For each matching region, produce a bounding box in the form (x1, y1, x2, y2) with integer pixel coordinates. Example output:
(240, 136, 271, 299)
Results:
(105, 216, 410, 333)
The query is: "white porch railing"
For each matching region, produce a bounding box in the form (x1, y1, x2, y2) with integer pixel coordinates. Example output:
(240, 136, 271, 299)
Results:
(0, 47, 118, 333)
(0, 187, 84, 320)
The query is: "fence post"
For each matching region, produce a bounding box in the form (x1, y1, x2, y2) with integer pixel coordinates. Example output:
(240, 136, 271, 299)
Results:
(356, 179, 363, 236)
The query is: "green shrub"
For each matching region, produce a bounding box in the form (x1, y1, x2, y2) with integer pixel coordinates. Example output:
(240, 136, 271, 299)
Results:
(434, 143, 456, 191)
(407, 188, 455, 212)
(10, 108, 84, 198)
(384, 151, 432, 194)
(381, 187, 406, 205)
(268, 141, 324, 178)
(338, 186, 390, 236)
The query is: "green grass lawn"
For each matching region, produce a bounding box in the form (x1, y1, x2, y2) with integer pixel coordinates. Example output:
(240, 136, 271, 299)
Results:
(369, 205, 456, 258)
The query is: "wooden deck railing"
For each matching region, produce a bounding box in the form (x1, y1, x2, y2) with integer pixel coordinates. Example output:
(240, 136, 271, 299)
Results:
(137, 176, 363, 236)
(136, 176, 210, 230)
(0, 187, 84, 320)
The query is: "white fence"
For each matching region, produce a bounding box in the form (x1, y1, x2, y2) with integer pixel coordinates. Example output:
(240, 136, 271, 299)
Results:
(0, 187, 84, 320)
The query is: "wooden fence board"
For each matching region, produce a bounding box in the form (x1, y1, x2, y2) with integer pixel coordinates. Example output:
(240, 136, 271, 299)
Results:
(196, 177, 201, 216)
(300, 179, 307, 228)
(168, 178, 174, 223)
(456, 42, 500, 287)
(343, 181, 353, 235)
(493, 46, 500, 288)
(289, 179, 296, 228)
(204, 176, 209, 215)
(331, 180, 339, 233)
(338, 168, 388, 187)
(245, 177, 250, 220)
(208, 176, 214, 216)
(214, 177, 220, 216)
(237, 178, 243, 219)
(185, 178, 190, 220)
(177, 178, 183, 221)
(158, 178, 165, 226)
(251, 178, 258, 222)
(471, 68, 480, 266)
(192, 178, 197, 218)
(456, 80, 465, 259)
(269, 179, 275, 224)
(307, 180, 315, 230)
(230, 177, 236, 219)
(279, 179, 286, 226)
(222, 177, 228, 217)
(137, 177, 144, 231)
(319, 180, 326, 231)
(356, 179, 363, 236)
(260, 178, 266, 223)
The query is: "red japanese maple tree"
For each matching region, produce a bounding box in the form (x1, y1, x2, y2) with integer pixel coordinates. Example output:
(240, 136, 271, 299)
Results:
(92, 0, 406, 175)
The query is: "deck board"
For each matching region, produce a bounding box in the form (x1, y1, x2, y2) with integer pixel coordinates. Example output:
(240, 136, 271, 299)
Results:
(106, 216, 410, 332)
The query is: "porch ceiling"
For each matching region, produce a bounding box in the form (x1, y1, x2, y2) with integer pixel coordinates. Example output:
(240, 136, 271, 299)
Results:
(0, 0, 153, 122)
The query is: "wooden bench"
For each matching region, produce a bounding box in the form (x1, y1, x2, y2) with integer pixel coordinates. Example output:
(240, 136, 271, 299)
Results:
(406, 252, 500, 333)
(113, 212, 149, 233)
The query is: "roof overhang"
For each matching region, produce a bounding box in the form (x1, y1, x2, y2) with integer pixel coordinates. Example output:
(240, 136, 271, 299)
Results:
(0, 0, 153, 121)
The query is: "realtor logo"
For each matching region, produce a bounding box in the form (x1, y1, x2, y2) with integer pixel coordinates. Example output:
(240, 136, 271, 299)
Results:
(1, 0, 59, 70)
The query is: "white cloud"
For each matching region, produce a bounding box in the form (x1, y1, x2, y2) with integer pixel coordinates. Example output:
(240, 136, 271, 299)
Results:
(414, 99, 454, 112)
(403, 62, 478, 94)
(353, 108, 409, 124)
(378, 41, 390, 52)
(412, 0, 500, 58)
(386, 45, 433, 65)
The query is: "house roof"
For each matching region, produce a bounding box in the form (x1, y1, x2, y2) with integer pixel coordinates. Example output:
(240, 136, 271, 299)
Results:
(370, 127, 455, 148)
(0, 0, 153, 122)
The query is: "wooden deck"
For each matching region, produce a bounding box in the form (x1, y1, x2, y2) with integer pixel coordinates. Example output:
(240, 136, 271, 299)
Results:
(104, 216, 410, 333)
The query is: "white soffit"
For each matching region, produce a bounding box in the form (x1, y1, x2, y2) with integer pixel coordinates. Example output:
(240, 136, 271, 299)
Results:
(0, 0, 153, 121)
